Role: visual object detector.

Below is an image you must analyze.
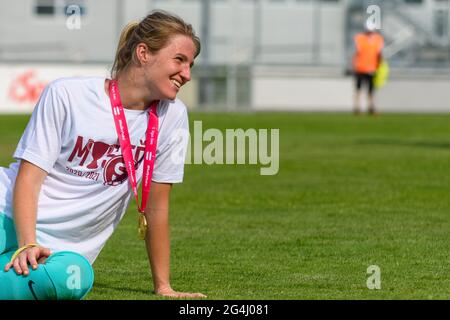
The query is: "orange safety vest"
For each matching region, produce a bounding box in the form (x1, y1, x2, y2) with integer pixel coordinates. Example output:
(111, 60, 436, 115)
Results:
(353, 32, 384, 74)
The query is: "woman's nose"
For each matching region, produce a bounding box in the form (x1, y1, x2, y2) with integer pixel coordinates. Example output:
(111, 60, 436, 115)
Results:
(181, 65, 191, 82)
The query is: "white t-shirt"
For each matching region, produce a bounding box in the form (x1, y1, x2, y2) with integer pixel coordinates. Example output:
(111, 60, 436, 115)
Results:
(0, 76, 189, 263)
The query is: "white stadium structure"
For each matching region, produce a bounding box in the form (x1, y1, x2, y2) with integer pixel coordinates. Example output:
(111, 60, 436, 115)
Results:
(0, 0, 449, 112)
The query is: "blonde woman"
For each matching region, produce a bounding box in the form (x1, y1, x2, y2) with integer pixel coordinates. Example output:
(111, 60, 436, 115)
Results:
(0, 10, 205, 300)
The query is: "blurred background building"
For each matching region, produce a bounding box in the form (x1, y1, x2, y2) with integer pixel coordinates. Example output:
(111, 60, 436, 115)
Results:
(0, 0, 449, 112)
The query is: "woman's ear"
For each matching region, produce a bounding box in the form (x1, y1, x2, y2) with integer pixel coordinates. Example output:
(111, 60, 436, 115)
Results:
(135, 43, 151, 65)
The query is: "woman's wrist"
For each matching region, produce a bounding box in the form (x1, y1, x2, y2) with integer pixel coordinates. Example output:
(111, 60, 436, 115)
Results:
(154, 284, 173, 294)
(18, 239, 37, 247)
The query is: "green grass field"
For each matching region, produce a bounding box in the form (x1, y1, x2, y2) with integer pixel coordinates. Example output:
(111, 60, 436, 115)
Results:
(1, 112, 450, 300)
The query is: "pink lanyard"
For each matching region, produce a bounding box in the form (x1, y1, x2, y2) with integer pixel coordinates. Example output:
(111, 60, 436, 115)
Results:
(108, 79, 159, 214)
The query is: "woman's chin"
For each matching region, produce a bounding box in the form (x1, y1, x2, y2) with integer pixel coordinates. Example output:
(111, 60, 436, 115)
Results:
(156, 88, 177, 101)
(163, 92, 178, 101)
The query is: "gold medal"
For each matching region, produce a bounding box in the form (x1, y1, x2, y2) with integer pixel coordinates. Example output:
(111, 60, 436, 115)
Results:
(138, 214, 148, 240)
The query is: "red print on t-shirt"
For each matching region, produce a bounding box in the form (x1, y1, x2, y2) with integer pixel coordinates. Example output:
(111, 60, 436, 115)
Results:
(67, 136, 146, 186)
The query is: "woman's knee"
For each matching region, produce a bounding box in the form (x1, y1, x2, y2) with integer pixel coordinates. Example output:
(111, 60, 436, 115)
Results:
(43, 251, 94, 300)
(0, 250, 94, 300)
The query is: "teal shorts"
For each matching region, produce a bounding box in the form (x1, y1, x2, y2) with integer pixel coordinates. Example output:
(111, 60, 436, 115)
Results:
(0, 213, 18, 256)
(0, 213, 94, 300)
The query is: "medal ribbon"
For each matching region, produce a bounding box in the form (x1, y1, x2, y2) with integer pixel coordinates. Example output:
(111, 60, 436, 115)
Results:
(108, 79, 159, 214)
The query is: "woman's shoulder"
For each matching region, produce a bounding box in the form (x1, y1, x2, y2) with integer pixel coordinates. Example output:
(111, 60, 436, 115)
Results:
(42, 76, 106, 104)
(47, 76, 105, 92)
(47, 76, 104, 90)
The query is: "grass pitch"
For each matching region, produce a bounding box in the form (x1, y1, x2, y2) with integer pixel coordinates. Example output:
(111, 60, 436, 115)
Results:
(1, 112, 449, 300)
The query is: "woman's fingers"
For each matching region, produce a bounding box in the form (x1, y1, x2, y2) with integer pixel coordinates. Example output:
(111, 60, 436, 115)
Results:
(6, 246, 52, 275)
(19, 252, 32, 275)
(28, 250, 39, 270)
(180, 292, 207, 298)
(158, 290, 207, 299)
(3, 262, 12, 272)
(13, 255, 23, 275)
(40, 247, 52, 257)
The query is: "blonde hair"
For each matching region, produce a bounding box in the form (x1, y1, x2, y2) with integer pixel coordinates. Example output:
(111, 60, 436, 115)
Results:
(111, 10, 201, 78)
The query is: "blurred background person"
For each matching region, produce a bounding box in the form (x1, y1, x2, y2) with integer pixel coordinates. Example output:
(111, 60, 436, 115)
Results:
(352, 25, 384, 115)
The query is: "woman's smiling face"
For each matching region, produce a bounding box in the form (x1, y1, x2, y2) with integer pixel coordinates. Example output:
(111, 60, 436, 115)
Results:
(142, 34, 197, 101)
